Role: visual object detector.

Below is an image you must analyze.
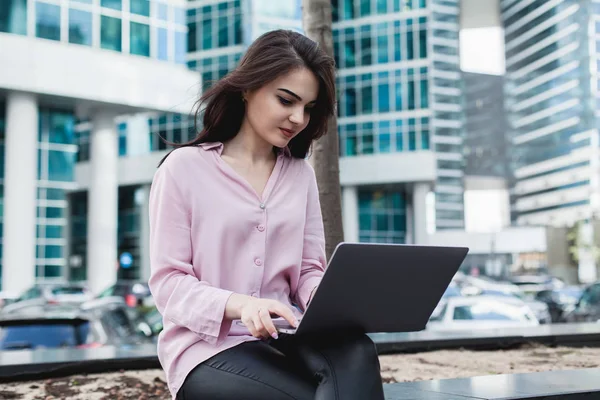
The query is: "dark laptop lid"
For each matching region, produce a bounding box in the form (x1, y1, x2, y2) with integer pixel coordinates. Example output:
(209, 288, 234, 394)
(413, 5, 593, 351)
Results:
(296, 242, 469, 336)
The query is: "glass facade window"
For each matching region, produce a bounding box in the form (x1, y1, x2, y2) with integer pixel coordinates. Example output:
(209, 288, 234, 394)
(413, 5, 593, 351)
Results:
(69, 8, 92, 46)
(117, 186, 145, 280)
(36, 2, 60, 41)
(0, 0, 27, 35)
(130, 0, 150, 17)
(358, 190, 406, 244)
(189, 1, 243, 53)
(157, 27, 168, 61)
(37, 108, 77, 280)
(68, 191, 87, 282)
(101, 15, 122, 52)
(130, 21, 150, 57)
(101, 0, 122, 11)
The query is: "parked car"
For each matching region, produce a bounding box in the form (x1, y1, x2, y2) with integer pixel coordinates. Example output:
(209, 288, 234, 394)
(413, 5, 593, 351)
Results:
(426, 295, 539, 332)
(477, 289, 552, 324)
(0, 296, 153, 351)
(0, 291, 19, 309)
(2, 283, 94, 313)
(508, 274, 564, 295)
(535, 287, 583, 323)
(563, 282, 600, 323)
(97, 280, 153, 308)
(430, 282, 462, 321)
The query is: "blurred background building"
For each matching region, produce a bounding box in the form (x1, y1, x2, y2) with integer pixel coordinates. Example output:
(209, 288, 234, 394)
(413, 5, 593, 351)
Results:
(1, 0, 599, 296)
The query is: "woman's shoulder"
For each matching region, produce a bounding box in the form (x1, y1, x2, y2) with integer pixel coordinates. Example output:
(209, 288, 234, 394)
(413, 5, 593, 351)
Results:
(287, 157, 317, 179)
(159, 145, 211, 174)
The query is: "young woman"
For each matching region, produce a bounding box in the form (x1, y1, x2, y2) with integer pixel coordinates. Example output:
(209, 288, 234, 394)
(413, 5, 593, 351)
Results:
(149, 30, 385, 400)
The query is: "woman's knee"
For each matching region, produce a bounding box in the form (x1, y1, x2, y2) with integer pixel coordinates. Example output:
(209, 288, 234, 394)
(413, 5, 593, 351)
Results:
(341, 333, 380, 367)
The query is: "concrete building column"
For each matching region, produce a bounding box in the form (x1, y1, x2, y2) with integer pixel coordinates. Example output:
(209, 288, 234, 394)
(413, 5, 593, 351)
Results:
(3, 92, 38, 294)
(87, 110, 119, 295)
(412, 183, 430, 245)
(342, 186, 359, 243)
(138, 184, 151, 282)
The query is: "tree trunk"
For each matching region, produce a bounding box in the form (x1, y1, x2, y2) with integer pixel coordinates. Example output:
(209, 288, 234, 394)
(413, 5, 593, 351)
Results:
(302, 0, 345, 260)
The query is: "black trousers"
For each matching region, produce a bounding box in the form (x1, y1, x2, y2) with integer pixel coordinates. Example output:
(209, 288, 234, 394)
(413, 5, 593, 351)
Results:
(176, 333, 385, 400)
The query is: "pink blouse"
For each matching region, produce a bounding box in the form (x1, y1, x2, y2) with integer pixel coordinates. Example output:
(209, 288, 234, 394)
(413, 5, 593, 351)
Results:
(148, 142, 326, 399)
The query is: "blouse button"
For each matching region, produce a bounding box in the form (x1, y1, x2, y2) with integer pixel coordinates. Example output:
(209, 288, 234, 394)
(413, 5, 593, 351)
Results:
(254, 258, 262, 266)
(259, 203, 266, 210)
(257, 225, 265, 232)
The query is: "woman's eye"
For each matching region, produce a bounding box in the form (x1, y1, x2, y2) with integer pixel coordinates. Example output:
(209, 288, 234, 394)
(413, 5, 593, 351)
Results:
(305, 107, 314, 113)
(278, 97, 292, 105)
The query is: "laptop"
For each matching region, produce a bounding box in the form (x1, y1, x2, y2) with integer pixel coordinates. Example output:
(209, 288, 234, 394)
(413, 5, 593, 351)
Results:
(271, 242, 468, 336)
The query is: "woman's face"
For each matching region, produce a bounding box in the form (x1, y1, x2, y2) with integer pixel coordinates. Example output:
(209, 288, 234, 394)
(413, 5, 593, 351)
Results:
(243, 67, 319, 149)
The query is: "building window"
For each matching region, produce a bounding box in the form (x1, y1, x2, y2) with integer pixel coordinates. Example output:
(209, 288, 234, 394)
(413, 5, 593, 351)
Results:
(157, 27, 168, 60)
(101, 15, 122, 52)
(130, 21, 150, 57)
(130, 0, 150, 17)
(100, 0, 122, 11)
(175, 31, 187, 64)
(0, 0, 27, 35)
(36, 2, 61, 41)
(37, 108, 77, 281)
(69, 8, 92, 46)
(358, 190, 406, 244)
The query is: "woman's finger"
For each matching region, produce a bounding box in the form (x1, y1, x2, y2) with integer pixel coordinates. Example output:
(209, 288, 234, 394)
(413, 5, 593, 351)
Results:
(259, 308, 278, 339)
(270, 303, 298, 328)
(252, 313, 268, 339)
(242, 316, 259, 338)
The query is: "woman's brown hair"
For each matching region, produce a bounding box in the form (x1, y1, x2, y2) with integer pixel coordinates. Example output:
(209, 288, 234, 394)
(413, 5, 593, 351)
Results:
(159, 29, 336, 166)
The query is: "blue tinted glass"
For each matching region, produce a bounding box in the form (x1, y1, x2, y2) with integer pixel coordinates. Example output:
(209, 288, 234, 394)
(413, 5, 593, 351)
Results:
(157, 27, 168, 60)
(69, 9, 92, 46)
(202, 18, 212, 50)
(49, 113, 75, 144)
(45, 225, 63, 239)
(36, 2, 61, 41)
(130, 0, 150, 16)
(419, 29, 427, 58)
(218, 16, 228, 47)
(175, 31, 187, 64)
(376, 0, 387, 13)
(0, 0, 27, 35)
(101, 0, 122, 11)
(174, 6, 185, 24)
(130, 21, 150, 57)
(48, 150, 75, 182)
(188, 21, 196, 52)
(45, 245, 63, 258)
(378, 84, 390, 112)
(377, 34, 388, 63)
(157, 3, 168, 20)
(101, 15, 121, 51)
(360, 0, 370, 16)
(420, 79, 428, 108)
(422, 129, 430, 149)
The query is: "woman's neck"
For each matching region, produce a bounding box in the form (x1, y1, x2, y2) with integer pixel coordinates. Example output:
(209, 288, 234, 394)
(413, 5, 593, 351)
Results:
(222, 125, 276, 164)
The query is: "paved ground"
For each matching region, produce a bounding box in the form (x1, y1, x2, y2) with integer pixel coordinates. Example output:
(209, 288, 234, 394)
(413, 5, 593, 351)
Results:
(1, 344, 599, 399)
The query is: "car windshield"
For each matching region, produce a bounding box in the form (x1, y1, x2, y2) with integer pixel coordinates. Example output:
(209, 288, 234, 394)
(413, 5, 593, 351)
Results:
(0, 322, 90, 350)
(453, 302, 530, 321)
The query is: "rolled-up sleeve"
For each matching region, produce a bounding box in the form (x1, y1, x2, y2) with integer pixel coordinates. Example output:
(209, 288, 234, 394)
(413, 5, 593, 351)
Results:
(294, 164, 326, 311)
(148, 162, 233, 345)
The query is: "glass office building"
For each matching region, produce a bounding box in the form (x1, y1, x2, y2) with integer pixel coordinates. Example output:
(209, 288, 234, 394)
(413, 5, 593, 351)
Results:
(0, 0, 195, 293)
(333, 0, 465, 236)
(502, 0, 599, 226)
(1, 0, 188, 63)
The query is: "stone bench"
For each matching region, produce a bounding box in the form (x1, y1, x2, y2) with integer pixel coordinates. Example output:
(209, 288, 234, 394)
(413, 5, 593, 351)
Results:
(383, 368, 600, 399)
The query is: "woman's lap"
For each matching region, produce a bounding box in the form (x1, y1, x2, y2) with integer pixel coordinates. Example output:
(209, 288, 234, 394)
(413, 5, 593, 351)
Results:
(177, 340, 316, 400)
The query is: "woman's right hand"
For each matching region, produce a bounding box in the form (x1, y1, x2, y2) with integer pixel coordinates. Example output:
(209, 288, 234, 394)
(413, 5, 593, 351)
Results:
(226, 294, 298, 340)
